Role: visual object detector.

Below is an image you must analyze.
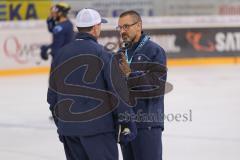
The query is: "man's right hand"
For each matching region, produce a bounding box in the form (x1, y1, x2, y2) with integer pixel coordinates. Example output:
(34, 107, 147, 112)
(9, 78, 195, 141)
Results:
(119, 53, 131, 77)
(118, 121, 137, 145)
(46, 17, 56, 33)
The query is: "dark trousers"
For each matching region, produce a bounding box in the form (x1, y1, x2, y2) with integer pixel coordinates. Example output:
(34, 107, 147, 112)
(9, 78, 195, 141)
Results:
(121, 127, 162, 160)
(61, 132, 118, 160)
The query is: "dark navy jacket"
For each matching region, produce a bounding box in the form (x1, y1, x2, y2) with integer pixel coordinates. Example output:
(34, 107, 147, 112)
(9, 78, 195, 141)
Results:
(126, 34, 167, 130)
(50, 19, 74, 58)
(47, 32, 132, 136)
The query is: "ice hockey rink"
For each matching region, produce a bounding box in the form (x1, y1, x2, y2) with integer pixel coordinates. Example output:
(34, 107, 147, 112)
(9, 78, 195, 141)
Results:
(0, 64, 239, 160)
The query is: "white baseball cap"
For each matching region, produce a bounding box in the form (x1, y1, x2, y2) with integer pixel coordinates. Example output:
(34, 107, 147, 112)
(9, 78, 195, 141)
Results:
(76, 8, 107, 27)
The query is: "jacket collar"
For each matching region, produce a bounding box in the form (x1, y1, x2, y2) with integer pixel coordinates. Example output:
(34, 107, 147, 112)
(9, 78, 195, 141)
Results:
(75, 32, 97, 43)
(131, 33, 146, 51)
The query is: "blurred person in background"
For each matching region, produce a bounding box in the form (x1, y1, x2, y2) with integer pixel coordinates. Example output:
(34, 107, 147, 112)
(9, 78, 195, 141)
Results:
(40, 2, 74, 62)
(117, 10, 167, 160)
(40, 2, 74, 121)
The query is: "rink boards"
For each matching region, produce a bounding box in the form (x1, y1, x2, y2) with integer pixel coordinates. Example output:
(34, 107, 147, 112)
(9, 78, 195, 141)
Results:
(1, 16, 240, 76)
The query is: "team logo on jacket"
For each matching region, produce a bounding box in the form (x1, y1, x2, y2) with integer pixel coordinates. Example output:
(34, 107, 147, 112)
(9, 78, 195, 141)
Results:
(137, 56, 142, 61)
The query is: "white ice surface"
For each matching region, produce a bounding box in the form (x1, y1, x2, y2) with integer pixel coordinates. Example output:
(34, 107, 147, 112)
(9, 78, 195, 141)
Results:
(0, 64, 240, 160)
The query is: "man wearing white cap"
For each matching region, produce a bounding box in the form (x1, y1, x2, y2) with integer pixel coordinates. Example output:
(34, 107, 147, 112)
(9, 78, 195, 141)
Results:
(47, 8, 137, 160)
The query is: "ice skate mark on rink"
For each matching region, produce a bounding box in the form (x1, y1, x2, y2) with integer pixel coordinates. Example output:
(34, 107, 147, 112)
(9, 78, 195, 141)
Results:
(0, 123, 53, 130)
(0, 148, 57, 160)
(1, 123, 239, 143)
(165, 134, 240, 142)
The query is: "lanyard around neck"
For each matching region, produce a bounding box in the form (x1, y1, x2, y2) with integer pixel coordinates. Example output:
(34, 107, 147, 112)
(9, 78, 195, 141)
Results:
(125, 35, 150, 64)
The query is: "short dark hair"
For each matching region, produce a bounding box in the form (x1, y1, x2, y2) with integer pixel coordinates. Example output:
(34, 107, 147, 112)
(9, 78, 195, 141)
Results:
(119, 10, 142, 22)
(77, 26, 94, 33)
